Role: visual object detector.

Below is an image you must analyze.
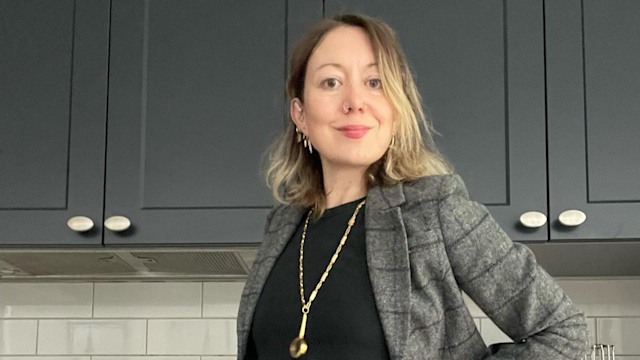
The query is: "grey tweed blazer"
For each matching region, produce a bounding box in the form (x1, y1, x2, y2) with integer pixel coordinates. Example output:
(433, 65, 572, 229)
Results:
(237, 174, 588, 359)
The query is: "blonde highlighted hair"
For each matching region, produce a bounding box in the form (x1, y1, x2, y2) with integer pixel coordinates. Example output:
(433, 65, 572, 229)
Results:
(265, 14, 451, 215)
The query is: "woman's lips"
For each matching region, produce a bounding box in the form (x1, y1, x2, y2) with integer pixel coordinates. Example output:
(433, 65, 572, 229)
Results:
(338, 125, 370, 139)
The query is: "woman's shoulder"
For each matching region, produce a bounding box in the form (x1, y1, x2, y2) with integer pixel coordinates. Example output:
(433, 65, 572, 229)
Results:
(264, 202, 305, 233)
(400, 173, 471, 204)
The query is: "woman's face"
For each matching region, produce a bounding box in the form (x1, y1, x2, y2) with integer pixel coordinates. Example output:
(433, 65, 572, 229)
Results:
(291, 25, 394, 175)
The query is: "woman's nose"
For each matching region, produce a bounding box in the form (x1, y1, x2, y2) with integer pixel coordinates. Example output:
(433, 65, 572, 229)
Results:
(342, 83, 366, 114)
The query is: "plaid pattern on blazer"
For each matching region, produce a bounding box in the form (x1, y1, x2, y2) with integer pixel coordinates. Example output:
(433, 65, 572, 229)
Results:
(237, 174, 588, 359)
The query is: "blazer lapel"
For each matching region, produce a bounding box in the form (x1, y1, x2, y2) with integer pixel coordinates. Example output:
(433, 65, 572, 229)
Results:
(365, 184, 410, 360)
(237, 205, 305, 357)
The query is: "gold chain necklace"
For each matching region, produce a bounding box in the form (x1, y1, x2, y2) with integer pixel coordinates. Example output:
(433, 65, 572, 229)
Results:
(289, 199, 366, 358)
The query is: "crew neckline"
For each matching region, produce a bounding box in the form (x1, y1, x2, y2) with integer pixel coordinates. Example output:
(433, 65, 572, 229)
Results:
(322, 197, 367, 218)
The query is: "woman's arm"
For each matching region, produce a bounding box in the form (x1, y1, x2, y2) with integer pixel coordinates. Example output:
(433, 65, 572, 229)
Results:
(437, 175, 589, 359)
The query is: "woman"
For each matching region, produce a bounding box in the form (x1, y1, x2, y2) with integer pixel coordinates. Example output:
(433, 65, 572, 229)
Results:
(238, 14, 588, 360)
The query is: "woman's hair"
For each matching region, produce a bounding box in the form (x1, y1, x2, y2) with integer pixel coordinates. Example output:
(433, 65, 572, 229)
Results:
(264, 13, 452, 214)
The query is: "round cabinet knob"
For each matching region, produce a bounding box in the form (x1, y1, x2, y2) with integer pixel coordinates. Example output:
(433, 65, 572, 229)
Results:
(104, 215, 131, 232)
(558, 209, 587, 227)
(519, 211, 547, 228)
(67, 216, 94, 232)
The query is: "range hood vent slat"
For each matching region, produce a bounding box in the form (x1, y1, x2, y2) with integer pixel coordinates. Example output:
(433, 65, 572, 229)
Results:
(130, 251, 248, 275)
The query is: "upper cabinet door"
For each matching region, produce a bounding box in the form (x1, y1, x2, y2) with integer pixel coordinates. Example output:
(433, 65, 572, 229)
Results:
(546, 0, 640, 240)
(325, 1, 548, 241)
(0, 0, 109, 245)
(105, 1, 321, 245)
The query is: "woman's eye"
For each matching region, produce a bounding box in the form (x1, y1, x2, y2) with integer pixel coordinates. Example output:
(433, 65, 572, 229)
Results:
(368, 78, 382, 89)
(322, 78, 339, 88)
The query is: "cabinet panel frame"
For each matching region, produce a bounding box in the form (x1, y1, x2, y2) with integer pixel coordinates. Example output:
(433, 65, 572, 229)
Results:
(104, 0, 322, 245)
(545, 0, 640, 240)
(0, 0, 109, 246)
(324, 0, 548, 241)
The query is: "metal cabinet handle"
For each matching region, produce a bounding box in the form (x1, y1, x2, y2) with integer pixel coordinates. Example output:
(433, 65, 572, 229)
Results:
(104, 215, 131, 232)
(67, 216, 95, 232)
(519, 211, 547, 228)
(558, 209, 587, 227)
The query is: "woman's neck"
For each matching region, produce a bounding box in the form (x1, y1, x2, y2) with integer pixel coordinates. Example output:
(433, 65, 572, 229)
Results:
(322, 166, 368, 209)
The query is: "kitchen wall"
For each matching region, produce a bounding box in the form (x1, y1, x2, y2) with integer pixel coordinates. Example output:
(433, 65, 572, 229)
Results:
(0, 279, 638, 359)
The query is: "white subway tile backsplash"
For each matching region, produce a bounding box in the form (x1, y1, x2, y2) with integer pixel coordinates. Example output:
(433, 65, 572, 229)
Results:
(203, 282, 244, 318)
(479, 318, 512, 346)
(598, 318, 640, 355)
(0, 320, 37, 355)
(0, 278, 634, 359)
(94, 283, 201, 318)
(557, 279, 640, 317)
(147, 319, 236, 355)
(586, 317, 597, 345)
(37, 319, 146, 355)
(0, 283, 92, 318)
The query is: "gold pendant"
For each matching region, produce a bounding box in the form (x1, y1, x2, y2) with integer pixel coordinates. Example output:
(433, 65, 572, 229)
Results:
(289, 337, 307, 358)
(289, 311, 308, 358)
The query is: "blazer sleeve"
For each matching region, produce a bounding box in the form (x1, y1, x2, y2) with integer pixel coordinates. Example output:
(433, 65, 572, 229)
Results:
(436, 175, 589, 359)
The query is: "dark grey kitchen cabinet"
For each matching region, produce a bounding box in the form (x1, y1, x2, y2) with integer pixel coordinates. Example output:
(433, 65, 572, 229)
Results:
(326, 0, 548, 241)
(0, 0, 321, 246)
(2, 0, 638, 247)
(328, 0, 640, 242)
(0, 0, 110, 245)
(104, 0, 322, 245)
(545, 0, 640, 240)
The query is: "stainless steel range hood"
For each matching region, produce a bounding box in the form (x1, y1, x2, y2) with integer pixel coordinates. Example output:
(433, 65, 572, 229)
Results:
(0, 247, 259, 282)
(2, 241, 640, 281)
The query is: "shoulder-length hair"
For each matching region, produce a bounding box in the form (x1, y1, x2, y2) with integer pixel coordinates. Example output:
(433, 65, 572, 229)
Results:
(264, 13, 452, 215)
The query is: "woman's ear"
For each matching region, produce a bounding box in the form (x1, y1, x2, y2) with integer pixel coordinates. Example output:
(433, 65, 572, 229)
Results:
(290, 98, 306, 131)
(293, 101, 302, 112)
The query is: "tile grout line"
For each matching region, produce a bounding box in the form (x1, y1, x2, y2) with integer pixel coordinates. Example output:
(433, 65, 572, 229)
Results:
(91, 282, 96, 318)
(145, 318, 150, 355)
(35, 317, 40, 355)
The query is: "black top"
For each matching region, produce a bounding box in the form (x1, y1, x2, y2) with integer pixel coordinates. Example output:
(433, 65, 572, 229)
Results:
(247, 198, 391, 359)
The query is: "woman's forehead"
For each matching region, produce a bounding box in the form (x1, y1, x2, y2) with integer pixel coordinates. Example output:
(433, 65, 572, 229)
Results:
(307, 26, 376, 71)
